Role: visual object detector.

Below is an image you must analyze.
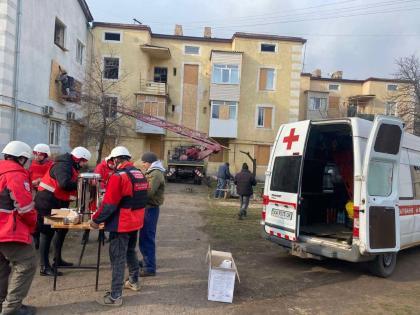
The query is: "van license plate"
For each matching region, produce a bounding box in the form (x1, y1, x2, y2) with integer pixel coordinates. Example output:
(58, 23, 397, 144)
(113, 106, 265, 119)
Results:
(271, 209, 292, 220)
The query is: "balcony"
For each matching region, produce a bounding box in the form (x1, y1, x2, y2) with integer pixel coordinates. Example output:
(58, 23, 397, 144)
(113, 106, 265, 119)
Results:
(134, 95, 166, 135)
(138, 80, 168, 96)
(208, 101, 238, 138)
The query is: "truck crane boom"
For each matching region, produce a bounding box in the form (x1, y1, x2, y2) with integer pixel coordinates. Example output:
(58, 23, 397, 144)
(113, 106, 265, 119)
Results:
(117, 106, 223, 160)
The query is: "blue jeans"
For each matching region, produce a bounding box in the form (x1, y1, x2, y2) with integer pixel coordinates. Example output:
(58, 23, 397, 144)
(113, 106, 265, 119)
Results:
(109, 231, 139, 299)
(139, 207, 160, 273)
(214, 178, 226, 198)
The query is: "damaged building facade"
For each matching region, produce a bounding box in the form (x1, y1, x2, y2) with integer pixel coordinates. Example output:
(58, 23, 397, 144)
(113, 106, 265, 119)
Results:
(90, 22, 306, 178)
(0, 0, 92, 152)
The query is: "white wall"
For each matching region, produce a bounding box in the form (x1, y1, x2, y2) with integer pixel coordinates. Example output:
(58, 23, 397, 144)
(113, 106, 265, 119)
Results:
(0, 0, 90, 152)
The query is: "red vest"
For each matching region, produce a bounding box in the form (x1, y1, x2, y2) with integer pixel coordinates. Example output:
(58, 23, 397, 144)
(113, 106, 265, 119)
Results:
(38, 165, 78, 201)
(29, 159, 53, 187)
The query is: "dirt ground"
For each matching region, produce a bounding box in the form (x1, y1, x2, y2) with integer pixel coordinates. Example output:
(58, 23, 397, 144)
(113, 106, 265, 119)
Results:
(25, 183, 420, 314)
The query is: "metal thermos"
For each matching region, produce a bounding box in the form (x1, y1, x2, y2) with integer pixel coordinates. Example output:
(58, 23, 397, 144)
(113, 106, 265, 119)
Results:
(76, 173, 102, 222)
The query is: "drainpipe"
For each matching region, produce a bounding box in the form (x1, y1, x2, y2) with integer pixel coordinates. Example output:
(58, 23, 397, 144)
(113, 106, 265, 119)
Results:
(12, 0, 22, 140)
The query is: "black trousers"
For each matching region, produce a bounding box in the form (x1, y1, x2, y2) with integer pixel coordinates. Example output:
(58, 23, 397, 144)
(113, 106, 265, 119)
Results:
(38, 219, 68, 267)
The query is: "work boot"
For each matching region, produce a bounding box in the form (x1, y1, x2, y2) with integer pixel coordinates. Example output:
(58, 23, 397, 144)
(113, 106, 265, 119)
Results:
(3, 304, 37, 315)
(54, 258, 74, 267)
(40, 266, 62, 277)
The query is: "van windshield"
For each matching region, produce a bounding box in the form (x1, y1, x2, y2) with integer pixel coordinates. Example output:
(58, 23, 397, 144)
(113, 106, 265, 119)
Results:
(270, 156, 302, 193)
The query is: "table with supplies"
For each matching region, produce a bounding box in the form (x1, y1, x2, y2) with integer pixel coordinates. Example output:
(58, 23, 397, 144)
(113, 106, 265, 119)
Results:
(44, 210, 104, 291)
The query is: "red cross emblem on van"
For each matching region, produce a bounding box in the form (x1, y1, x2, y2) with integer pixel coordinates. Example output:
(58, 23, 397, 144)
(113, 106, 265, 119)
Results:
(283, 128, 300, 150)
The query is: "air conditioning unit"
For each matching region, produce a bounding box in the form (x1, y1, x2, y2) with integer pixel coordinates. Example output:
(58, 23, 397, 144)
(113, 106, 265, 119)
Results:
(42, 106, 54, 116)
(66, 111, 76, 121)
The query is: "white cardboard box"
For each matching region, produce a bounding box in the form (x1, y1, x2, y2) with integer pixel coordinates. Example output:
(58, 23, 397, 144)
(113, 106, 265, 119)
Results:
(207, 248, 240, 303)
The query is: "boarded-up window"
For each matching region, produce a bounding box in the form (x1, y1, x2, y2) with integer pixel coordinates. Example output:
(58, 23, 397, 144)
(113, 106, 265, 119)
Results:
(255, 145, 271, 165)
(211, 101, 237, 120)
(209, 150, 224, 162)
(259, 68, 275, 90)
(257, 107, 273, 128)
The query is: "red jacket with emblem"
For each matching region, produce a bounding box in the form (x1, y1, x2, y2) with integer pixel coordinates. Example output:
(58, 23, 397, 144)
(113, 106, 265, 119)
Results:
(92, 161, 148, 233)
(0, 160, 37, 244)
(94, 160, 114, 190)
(28, 159, 53, 189)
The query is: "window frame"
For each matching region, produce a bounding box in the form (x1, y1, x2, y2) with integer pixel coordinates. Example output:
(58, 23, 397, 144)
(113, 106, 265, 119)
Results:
(328, 83, 340, 91)
(49, 120, 61, 146)
(258, 67, 276, 91)
(260, 43, 277, 53)
(103, 56, 120, 80)
(54, 18, 66, 50)
(184, 45, 200, 55)
(212, 64, 240, 85)
(387, 84, 398, 92)
(385, 101, 397, 116)
(76, 40, 84, 65)
(211, 101, 238, 120)
(103, 31, 122, 43)
(256, 105, 274, 129)
(103, 95, 118, 119)
(309, 97, 328, 111)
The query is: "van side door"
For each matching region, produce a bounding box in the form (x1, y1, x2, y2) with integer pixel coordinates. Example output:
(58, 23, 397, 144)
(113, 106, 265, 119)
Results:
(360, 116, 404, 253)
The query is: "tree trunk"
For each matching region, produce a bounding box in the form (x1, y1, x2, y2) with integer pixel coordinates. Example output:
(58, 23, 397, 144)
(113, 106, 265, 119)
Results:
(96, 130, 106, 165)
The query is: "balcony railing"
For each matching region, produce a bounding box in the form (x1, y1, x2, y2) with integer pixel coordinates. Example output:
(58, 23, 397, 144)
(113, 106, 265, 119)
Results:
(139, 80, 168, 96)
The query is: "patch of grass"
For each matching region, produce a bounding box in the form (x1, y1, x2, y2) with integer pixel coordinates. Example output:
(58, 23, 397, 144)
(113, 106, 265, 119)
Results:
(201, 199, 263, 248)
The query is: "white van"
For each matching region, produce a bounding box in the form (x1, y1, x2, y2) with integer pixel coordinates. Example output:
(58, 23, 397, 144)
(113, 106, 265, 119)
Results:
(262, 116, 420, 277)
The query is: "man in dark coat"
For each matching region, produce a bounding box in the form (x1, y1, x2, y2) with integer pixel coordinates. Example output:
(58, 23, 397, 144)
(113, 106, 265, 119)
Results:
(234, 163, 257, 219)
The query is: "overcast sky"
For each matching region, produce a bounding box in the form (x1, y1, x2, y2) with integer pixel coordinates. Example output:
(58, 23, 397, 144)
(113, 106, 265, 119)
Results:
(87, 0, 420, 79)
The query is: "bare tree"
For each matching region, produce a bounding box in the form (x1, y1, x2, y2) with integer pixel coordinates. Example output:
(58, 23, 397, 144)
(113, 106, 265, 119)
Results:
(390, 54, 420, 134)
(79, 51, 132, 164)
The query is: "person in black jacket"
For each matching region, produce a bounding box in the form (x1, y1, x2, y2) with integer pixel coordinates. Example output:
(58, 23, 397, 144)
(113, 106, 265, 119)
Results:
(234, 163, 257, 220)
(35, 147, 91, 276)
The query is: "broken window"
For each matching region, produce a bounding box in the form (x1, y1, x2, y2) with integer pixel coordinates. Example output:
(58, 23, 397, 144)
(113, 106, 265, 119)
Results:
(257, 106, 273, 128)
(387, 84, 398, 91)
(259, 68, 275, 90)
(211, 101, 237, 120)
(103, 57, 119, 79)
(309, 97, 327, 111)
(261, 43, 276, 52)
(329, 84, 340, 91)
(104, 96, 118, 119)
(54, 18, 66, 49)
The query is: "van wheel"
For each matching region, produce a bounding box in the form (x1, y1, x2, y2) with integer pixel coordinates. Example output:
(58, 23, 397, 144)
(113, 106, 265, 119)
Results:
(368, 253, 397, 278)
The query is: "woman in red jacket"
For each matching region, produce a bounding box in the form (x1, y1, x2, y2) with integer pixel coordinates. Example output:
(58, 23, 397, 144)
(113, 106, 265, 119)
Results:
(28, 143, 53, 190)
(0, 141, 37, 315)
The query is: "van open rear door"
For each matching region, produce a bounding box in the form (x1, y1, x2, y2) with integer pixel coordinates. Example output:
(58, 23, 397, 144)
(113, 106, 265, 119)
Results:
(360, 116, 404, 253)
(264, 120, 310, 241)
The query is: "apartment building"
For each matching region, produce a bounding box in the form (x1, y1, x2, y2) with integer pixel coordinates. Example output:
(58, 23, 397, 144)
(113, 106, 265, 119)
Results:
(90, 22, 306, 178)
(0, 0, 93, 152)
(300, 70, 412, 130)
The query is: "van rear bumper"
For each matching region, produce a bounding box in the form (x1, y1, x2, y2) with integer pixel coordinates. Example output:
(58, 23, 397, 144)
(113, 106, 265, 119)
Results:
(262, 228, 372, 263)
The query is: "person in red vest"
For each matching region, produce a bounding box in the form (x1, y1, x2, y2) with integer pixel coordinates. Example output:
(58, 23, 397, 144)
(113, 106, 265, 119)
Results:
(90, 146, 148, 307)
(35, 146, 91, 276)
(28, 143, 53, 190)
(0, 141, 37, 315)
(94, 155, 115, 191)
(28, 143, 53, 250)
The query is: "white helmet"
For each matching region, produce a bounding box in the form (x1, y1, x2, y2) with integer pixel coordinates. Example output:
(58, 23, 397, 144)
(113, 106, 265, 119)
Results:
(109, 146, 131, 159)
(33, 143, 51, 156)
(2, 141, 32, 159)
(71, 146, 91, 161)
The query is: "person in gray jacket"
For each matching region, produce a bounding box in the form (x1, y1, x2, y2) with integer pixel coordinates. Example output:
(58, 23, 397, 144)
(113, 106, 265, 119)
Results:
(214, 162, 233, 199)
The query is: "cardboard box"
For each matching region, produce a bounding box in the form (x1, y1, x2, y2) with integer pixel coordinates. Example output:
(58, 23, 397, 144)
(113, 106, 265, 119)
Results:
(43, 208, 74, 225)
(207, 248, 240, 303)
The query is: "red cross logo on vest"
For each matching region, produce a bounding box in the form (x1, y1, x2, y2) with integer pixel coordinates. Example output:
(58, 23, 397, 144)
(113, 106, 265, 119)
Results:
(283, 128, 300, 150)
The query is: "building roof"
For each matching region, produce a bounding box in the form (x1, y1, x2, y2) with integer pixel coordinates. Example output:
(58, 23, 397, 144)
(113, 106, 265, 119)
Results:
(77, 0, 93, 22)
(301, 72, 410, 84)
(92, 22, 152, 32)
(91, 22, 307, 44)
(232, 32, 307, 44)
